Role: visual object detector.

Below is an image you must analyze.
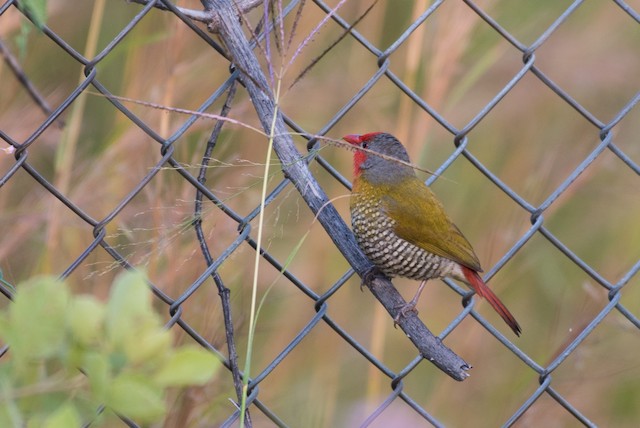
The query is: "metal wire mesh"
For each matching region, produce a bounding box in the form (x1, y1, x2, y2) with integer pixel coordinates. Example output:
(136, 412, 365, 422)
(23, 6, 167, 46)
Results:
(1, 0, 639, 426)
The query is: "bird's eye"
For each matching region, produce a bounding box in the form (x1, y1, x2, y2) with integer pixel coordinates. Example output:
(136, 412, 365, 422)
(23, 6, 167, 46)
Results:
(362, 142, 368, 149)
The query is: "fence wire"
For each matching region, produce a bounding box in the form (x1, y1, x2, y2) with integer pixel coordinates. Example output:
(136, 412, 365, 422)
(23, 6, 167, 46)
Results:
(1, 0, 639, 426)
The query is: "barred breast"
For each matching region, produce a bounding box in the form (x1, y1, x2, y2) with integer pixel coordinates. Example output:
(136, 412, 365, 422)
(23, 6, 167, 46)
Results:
(351, 191, 458, 281)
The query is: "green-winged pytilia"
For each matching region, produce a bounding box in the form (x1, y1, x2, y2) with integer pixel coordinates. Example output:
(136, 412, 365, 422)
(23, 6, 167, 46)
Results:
(344, 132, 521, 336)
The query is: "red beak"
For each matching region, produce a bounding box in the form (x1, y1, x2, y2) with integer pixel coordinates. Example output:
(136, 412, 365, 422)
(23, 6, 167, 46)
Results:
(343, 134, 362, 145)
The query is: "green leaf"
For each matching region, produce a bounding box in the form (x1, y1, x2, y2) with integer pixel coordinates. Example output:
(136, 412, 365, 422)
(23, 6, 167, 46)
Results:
(68, 296, 104, 345)
(9, 276, 69, 360)
(105, 271, 158, 347)
(154, 346, 220, 387)
(105, 374, 166, 423)
(42, 403, 80, 428)
(124, 328, 173, 366)
(81, 351, 111, 402)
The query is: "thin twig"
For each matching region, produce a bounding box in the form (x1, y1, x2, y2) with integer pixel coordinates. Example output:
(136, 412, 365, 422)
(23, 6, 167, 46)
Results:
(234, 0, 273, 84)
(126, 0, 261, 32)
(289, 0, 378, 89)
(88, 91, 267, 136)
(127, 0, 214, 23)
(285, 0, 306, 54)
(286, 0, 349, 69)
(193, 81, 251, 426)
(274, 0, 286, 55)
(0, 39, 65, 128)
(90, 91, 445, 182)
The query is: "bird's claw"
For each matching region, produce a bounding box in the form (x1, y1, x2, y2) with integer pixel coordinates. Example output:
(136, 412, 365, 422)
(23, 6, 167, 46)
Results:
(360, 266, 386, 291)
(392, 302, 419, 328)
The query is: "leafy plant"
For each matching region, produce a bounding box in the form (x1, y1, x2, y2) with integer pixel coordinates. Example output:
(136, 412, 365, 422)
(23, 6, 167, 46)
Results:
(0, 271, 220, 427)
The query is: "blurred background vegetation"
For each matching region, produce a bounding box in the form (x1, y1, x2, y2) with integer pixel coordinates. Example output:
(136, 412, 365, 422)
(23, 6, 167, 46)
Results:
(0, 0, 639, 426)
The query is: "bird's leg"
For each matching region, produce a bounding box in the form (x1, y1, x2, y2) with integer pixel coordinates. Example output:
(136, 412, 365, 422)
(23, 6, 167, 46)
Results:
(393, 280, 428, 326)
(360, 266, 386, 291)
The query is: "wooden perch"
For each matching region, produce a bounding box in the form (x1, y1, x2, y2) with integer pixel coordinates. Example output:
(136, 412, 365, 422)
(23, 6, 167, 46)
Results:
(209, 0, 471, 381)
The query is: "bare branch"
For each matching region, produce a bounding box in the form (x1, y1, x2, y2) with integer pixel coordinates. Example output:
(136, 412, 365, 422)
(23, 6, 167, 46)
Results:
(126, 0, 261, 32)
(210, 0, 471, 382)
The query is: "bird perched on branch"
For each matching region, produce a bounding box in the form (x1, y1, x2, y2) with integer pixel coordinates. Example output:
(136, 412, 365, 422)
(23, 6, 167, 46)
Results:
(344, 132, 521, 336)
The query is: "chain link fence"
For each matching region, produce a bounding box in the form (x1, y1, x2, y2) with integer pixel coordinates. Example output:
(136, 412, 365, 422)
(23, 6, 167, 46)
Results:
(1, 0, 639, 426)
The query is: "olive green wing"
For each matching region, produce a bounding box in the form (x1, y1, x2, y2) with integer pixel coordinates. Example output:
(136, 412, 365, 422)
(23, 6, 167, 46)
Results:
(381, 178, 482, 271)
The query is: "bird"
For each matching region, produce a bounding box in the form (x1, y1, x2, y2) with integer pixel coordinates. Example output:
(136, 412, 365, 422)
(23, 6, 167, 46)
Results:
(343, 132, 521, 336)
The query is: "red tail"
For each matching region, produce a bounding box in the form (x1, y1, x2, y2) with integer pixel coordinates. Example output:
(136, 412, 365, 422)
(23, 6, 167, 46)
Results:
(461, 266, 521, 336)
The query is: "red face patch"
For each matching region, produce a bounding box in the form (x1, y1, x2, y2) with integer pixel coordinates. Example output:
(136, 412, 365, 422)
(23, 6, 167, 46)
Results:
(342, 132, 384, 177)
(352, 149, 367, 176)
